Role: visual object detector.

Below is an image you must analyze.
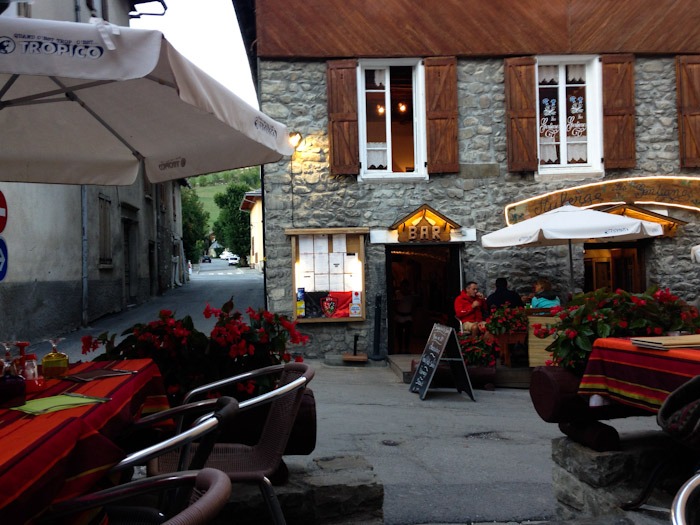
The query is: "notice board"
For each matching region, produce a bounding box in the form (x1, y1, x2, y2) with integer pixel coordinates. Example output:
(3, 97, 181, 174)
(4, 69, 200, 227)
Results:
(409, 323, 474, 401)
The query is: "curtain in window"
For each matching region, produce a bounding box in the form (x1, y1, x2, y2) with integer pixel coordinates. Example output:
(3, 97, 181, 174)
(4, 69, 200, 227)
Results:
(539, 65, 558, 83)
(567, 65, 586, 83)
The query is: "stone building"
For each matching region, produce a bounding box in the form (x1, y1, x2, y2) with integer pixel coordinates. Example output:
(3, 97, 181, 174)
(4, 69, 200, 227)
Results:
(234, 0, 700, 358)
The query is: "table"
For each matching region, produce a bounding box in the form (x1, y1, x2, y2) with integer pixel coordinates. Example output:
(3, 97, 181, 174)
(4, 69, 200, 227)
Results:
(0, 359, 167, 524)
(579, 337, 700, 413)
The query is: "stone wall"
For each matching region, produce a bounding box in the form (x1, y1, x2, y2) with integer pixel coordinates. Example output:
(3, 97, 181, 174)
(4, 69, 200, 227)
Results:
(551, 433, 694, 522)
(259, 57, 700, 358)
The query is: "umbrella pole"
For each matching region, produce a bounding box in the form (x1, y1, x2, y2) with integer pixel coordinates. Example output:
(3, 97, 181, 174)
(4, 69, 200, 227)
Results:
(568, 240, 575, 293)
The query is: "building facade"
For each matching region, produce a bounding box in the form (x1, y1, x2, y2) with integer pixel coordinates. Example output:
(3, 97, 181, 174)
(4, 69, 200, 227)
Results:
(236, 0, 700, 357)
(0, 0, 185, 342)
(241, 189, 265, 270)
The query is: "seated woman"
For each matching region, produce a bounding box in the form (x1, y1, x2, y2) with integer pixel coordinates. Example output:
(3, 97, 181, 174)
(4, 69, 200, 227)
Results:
(530, 277, 561, 309)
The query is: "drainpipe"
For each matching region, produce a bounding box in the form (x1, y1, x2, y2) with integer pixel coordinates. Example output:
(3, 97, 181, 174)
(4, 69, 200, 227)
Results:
(81, 187, 88, 326)
(75, 0, 89, 327)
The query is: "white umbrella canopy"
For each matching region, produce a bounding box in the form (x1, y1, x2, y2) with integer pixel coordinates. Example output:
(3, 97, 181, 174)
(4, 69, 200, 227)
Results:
(0, 16, 292, 185)
(481, 204, 664, 289)
(481, 204, 664, 248)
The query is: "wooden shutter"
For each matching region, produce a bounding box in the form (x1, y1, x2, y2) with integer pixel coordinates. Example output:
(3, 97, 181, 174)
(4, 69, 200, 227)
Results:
(677, 56, 700, 168)
(327, 60, 359, 175)
(505, 57, 537, 172)
(602, 55, 636, 169)
(425, 57, 459, 174)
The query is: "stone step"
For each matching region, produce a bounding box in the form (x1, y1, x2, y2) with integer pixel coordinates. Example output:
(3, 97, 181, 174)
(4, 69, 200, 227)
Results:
(212, 455, 384, 524)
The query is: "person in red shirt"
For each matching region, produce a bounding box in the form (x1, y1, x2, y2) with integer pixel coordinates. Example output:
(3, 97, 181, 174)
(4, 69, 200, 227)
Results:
(454, 281, 488, 335)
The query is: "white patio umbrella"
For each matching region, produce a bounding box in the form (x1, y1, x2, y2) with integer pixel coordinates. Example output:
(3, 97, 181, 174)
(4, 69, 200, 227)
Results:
(0, 16, 292, 185)
(481, 204, 664, 289)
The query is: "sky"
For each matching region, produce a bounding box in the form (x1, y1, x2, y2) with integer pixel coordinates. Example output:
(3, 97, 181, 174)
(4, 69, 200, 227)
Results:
(130, 0, 259, 109)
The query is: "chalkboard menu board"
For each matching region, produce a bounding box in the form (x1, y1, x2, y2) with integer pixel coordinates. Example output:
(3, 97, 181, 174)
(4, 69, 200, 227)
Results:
(409, 323, 474, 401)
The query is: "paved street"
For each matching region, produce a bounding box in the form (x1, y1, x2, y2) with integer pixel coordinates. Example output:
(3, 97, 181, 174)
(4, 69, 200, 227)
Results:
(35, 262, 661, 524)
(36, 259, 263, 364)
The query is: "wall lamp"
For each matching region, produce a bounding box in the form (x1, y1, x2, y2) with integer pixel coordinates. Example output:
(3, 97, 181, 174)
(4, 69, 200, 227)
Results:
(289, 131, 303, 150)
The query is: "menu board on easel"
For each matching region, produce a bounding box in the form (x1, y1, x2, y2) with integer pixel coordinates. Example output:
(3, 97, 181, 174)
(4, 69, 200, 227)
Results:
(409, 323, 474, 401)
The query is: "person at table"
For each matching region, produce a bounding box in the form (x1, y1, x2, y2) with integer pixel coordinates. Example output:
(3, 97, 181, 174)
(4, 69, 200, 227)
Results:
(529, 277, 561, 309)
(486, 277, 524, 310)
(454, 281, 489, 335)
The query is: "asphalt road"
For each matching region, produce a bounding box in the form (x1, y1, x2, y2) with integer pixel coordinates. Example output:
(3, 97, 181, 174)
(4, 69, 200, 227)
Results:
(32, 260, 659, 524)
(37, 258, 264, 364)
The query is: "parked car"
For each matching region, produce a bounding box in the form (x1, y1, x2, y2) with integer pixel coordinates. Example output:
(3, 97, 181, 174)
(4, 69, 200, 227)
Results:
(227, 254, 240, 266)
(219, 250, 234, 260)
(201, 255, 212, 263)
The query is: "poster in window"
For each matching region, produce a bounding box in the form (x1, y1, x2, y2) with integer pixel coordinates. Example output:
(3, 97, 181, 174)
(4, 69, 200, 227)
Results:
(294, 232, 365, 321)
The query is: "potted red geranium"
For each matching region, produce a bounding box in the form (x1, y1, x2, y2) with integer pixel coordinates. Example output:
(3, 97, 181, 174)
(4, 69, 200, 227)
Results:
(82, 297, 307, 405)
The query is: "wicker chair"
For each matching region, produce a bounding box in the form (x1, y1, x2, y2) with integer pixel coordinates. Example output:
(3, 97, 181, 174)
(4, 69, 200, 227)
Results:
(41, 468, 231, 525)
(148, 362, 315, 525)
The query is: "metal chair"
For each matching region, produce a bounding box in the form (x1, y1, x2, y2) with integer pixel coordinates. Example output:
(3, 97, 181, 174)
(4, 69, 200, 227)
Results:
(148, 362, 315, 525)
(40, 396, 240, 524)
(41, 468, 231, 525)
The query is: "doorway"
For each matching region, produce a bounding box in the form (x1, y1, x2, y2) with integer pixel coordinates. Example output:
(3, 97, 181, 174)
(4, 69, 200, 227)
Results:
(583, 241, 649, 293)
(386, 244, 462, 354)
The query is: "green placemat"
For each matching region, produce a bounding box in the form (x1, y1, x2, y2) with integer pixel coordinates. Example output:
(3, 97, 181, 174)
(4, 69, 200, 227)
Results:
(12, 394, 109, 415)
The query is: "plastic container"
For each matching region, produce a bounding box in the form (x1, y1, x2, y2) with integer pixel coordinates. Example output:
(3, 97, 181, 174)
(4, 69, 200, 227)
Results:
(42, 347, 69, 379)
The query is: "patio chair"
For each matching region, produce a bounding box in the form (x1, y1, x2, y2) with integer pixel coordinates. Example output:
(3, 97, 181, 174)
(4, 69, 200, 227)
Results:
(40, 396, 239, 524)
(148, 362, 315, 525)
(40, 468, 231, 525)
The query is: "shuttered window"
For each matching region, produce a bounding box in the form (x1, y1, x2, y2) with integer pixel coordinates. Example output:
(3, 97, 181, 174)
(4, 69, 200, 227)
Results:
(505, 57, 538, 172)
(327, 60, 360, 175)
(327, 57, 458, 181)
(425, 57, 459, 173)
(507, 56, 606, 179)
(677, 56, 700, 168)
(602, 55, 636, 169)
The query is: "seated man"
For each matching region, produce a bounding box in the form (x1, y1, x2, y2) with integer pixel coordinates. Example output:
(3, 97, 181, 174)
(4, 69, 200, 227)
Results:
(486, 277, 524, 310)
(454, 281, 489, 335)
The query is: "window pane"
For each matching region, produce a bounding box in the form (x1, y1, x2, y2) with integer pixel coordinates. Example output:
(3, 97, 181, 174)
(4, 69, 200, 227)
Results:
(390, 66, 414, 173)
(365, 69, 387, 170)
(538, 85, 560, 165)
(365, 69, 386, 90)
(566, 84, 587, 163)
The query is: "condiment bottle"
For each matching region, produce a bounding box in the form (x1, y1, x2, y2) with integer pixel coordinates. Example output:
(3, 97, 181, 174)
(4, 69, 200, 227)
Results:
(42, 339, 69, 379)
(14, 341, 30, 376)
(23, 353, 44, 393)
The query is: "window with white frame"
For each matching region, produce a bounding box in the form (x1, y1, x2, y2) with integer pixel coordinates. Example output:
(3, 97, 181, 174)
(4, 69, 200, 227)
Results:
(357, 59, 426, 181)
(536, 56, 603, 178)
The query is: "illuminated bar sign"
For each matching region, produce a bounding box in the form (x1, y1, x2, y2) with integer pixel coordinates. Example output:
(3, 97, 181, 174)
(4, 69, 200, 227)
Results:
(391, 204, 461, 243)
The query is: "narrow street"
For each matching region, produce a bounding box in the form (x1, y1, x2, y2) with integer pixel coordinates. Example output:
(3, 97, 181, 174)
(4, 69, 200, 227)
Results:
(34, 259, 264, 365)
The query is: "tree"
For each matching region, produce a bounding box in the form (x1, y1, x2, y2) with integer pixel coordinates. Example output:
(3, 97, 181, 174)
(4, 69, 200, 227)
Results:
(181, 187, 210, 262)
(213, 183, 251, 257)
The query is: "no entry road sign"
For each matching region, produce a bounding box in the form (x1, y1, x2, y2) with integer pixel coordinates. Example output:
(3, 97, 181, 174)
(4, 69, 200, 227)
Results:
(0, 191, 6, 234)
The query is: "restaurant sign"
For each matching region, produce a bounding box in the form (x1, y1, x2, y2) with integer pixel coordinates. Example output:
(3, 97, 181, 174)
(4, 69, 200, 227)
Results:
(390, 204, 461, 243)
(506, 176, 700, 224)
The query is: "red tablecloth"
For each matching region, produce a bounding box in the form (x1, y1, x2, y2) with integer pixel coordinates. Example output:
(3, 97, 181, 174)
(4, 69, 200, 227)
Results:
(579, 338, 700, 413)
(0, 359, 168, 524)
